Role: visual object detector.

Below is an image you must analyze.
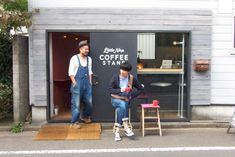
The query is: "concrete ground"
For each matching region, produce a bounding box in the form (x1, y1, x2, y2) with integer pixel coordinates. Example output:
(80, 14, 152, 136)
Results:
(0, 127, 235, 157)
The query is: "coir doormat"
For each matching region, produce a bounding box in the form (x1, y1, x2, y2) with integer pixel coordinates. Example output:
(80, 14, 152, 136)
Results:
(33, 123, 101, 140)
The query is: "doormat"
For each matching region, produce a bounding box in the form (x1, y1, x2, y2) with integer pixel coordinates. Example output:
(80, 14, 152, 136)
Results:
(33, 123, 101, 140)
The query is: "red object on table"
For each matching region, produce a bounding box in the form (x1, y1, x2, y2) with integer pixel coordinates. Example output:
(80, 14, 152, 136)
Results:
(152, 100, 159, 106)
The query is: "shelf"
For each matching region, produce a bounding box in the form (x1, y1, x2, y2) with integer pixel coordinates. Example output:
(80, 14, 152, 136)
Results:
(137, 68, 183, 75)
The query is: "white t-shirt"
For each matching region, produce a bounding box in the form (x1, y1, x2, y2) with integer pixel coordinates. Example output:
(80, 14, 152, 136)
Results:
(68, 55, 93, 76)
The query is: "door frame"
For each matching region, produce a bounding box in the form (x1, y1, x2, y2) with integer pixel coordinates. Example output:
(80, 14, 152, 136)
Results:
(45, 30, 192, 123)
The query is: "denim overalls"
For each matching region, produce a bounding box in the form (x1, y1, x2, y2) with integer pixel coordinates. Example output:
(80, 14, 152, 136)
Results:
(70, 55, 92, 124)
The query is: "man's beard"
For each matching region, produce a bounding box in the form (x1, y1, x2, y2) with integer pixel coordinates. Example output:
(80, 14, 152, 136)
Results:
(81, 52, 89, 56)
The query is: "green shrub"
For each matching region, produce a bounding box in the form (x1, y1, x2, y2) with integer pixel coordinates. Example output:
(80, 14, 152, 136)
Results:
(10, 122, 24, 133)
(0, 32, 12, 86)
(0, 83, 13, 119)
(0, 30, 13, 120)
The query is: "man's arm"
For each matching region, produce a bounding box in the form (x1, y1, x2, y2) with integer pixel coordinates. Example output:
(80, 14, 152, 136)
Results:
(70, 75, 76, 85)
(129, 77, 144, 99)
(68, 56, 76, 85)
(89, 57, 93, 85)
(89, 74, 92, 85)
(108, 75, 122, 94)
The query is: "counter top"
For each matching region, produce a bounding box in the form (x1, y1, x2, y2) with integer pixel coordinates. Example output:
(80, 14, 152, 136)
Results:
(137, 68, 183, 74)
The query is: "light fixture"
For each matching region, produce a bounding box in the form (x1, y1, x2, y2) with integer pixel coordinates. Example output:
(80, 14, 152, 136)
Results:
(63, 35, 67, 39)
(75, 37, 78, 40)
(173, 41, 184, 45)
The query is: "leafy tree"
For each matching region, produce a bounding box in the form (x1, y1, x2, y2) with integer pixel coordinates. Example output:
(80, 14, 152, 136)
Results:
(0, 0, 32, 119)
(0, 0, 31, 33)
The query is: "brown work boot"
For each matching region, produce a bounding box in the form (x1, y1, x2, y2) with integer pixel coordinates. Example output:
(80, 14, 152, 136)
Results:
(81, 117, 92, 124)
(70, 123, 81, 129)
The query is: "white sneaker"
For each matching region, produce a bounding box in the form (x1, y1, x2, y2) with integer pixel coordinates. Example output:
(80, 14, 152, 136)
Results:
(114, 132, 121, 141)
(231, 120, 235, 127)
(124, 127, 134, 137)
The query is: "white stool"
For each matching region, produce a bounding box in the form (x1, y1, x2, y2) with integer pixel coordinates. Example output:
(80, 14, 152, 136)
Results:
(113, 107, 132, 133)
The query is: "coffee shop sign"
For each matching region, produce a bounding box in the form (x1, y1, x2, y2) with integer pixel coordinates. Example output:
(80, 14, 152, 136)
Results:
(99, 47, 128, 66)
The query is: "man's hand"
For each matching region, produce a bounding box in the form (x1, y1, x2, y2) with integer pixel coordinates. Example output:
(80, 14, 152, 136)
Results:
(121, 87, 126, 92)
(70, 75, 76, 86)
(125, 87, 132, 92)
(121, 87, 132, 92)
(72, 81, 76, 87)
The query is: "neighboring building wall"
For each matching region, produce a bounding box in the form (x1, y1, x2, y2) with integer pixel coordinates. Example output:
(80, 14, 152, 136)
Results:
(211, 0, 235, 105)
(13, 35, 30, 122)
(29, 0, 221, 122)
(192, 0, 235, 121)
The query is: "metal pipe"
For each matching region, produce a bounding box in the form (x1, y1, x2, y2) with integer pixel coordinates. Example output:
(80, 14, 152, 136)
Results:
(180, 34, 185, 118)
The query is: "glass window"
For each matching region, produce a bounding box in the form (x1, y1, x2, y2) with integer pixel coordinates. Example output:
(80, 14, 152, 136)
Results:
(137, 32, 189, 120)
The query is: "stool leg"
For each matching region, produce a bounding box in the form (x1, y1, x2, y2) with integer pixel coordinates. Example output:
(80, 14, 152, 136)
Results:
(142, 107, 145, 137)
(113, 108, 118, 133)
(157, 108, 162, 136)
(128, 108, 132, 129)
(227, 125, 231, 134)
(139, 106, 142, 130)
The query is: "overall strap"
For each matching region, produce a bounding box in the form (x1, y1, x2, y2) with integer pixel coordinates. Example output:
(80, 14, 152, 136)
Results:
(87, 57, 89, 74)
(128, 74, 133, 88)
(76, 55, 81, 67)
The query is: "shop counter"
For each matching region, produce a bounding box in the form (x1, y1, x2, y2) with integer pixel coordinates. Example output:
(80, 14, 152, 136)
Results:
(137, 68, 183, 75)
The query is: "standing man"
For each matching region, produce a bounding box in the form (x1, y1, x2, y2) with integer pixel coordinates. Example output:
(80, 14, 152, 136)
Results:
(108, 62, 144, 141)
(68, 40, 93, 129)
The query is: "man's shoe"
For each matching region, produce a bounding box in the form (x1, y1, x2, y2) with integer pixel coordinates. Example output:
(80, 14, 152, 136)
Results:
(124, 127, 134, 137)
(114, 132, 121, 141)
(70, 123, 81, 129)
(81, 117, 92, 124)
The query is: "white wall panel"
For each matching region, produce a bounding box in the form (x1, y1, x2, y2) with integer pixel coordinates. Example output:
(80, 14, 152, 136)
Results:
(211, 97, 235, 104)
(211, 73, 235, 81)
(29, 0, 212, 10)
(211, 80, 235, 88)
(137, 33, 155, 59)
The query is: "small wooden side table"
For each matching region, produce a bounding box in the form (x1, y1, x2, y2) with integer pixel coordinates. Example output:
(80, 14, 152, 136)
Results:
(141, 103, 162, 137)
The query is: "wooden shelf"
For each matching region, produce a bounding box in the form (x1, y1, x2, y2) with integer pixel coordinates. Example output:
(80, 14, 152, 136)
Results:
(137, 68, 183, 75)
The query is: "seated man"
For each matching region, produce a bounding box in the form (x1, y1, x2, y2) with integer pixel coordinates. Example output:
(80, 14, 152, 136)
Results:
(108, 62, 144, 141)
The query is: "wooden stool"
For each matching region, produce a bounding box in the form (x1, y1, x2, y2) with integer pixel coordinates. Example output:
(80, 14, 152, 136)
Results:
(140, 103, 162, 137)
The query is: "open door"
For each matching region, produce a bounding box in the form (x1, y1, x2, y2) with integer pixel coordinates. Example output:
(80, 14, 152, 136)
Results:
(49, 32, 89, 121)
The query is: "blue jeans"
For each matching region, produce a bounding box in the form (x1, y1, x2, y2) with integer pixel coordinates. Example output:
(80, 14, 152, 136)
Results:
(111, 98, 129, 127)
(71, 79, 92, 124)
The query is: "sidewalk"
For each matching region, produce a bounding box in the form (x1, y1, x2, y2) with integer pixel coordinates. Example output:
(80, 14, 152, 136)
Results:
(0, 128, 235, 156)
(0, 126, 235, 157)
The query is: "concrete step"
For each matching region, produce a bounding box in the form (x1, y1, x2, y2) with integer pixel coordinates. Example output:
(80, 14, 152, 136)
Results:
(0, 121, 231, 132)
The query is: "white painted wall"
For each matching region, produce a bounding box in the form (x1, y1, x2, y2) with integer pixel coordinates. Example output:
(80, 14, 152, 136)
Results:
(29, 0, 212, 10)
(211, 0, 235, 104)
(137, 33, 155, 59)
